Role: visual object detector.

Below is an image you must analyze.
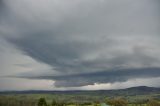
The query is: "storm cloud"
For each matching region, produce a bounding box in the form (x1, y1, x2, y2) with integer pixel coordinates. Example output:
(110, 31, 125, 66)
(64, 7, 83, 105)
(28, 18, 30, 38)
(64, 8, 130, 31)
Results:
(17, 67, 160, 87)
(0, 0, 160, 88)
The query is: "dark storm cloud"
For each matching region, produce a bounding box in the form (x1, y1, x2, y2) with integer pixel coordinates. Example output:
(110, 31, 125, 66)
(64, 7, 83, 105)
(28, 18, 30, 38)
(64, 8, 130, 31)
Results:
(7, 33, 114, 74)
(7, 34, 160, 75)
(18, 67, 160, 87)
(1, 0, 160, 87)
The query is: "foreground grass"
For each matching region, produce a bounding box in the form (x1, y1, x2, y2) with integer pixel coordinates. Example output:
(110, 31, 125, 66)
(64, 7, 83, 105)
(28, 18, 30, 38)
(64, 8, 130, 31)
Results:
(0, 93, 160, 106)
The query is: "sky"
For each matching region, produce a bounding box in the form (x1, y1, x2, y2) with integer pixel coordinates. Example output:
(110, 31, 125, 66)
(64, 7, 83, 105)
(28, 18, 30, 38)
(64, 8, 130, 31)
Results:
(0, 0, 160, 91)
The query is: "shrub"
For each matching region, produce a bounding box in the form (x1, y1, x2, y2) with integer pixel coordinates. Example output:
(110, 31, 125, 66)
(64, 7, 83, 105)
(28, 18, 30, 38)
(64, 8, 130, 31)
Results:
(37, 98, 47, 106)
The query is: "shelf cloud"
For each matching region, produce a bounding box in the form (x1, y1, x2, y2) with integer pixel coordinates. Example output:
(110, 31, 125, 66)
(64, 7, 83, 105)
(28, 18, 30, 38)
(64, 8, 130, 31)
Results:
(0, 0, 160, 89)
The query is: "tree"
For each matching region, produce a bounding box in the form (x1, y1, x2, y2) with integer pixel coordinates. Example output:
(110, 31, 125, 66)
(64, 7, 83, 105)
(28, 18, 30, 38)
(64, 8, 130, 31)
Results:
(106, 98, 127, 106)
(38, 98, 47, 106)
(105, 97, 115, 106)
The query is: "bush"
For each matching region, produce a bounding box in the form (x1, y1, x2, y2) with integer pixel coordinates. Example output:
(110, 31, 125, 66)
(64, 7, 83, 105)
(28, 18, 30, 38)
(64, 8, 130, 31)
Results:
(37, 98, 47, 106)
(106, 98, 127, 106)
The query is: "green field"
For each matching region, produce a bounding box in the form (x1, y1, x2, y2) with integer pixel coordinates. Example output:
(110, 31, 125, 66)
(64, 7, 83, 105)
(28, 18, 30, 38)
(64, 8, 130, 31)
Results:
(0, 93, 160, 106)
(0, 86, 160, 106)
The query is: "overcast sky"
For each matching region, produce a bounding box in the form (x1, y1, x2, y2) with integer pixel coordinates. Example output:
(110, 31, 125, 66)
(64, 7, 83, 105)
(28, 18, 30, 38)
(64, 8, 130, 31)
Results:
(0, 0, 160, 91)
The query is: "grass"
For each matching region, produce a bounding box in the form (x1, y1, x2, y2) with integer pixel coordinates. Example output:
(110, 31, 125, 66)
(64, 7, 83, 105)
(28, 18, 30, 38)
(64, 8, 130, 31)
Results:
(0, 93, 160, 106)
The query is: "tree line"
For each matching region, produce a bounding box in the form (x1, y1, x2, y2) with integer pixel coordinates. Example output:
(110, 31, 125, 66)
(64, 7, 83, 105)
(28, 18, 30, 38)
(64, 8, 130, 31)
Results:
(37, 97, 160, 106)
(0, 96, 160, 106)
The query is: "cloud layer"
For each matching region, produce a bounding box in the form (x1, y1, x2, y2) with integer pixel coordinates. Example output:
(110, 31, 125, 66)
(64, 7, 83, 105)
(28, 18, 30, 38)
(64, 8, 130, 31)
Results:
(0, 0, 160, 88)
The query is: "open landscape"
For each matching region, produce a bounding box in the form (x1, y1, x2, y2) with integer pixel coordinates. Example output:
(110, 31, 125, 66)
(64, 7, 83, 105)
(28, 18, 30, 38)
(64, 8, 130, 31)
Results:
(0, 0, 160, 106)
(0, 86, 160, 106)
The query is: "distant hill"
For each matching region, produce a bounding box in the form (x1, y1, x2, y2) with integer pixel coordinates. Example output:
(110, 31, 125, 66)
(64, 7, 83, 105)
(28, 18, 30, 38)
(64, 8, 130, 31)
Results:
(118, 86, 160, 96)
(126, 86, 160, 93)
(0, 86, 160, 97)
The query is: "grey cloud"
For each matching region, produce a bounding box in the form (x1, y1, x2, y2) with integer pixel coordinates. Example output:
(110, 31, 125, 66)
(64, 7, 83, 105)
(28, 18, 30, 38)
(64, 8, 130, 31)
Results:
(1, 0, 160, 88)
(7, 34, 160, 75)
(18, 67, 160, 87)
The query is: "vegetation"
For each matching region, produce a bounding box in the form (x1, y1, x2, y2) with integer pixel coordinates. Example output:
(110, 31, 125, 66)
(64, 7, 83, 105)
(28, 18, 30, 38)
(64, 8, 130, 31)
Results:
(0, 86, 160, 106)
(0, 94, 160, 106)
(38, 98, 47, 106)
(147, 100, 160, 106)
(106, 98, 127, 106)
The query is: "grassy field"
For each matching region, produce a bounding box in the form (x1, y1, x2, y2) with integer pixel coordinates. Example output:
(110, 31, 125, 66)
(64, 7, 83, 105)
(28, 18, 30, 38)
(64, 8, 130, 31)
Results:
(0, 86, 160, 106)
(0, 93, 160, 106)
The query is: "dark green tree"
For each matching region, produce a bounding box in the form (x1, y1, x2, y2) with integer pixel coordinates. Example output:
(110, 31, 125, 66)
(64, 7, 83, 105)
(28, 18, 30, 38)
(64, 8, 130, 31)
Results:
(38, 98, 47, 106)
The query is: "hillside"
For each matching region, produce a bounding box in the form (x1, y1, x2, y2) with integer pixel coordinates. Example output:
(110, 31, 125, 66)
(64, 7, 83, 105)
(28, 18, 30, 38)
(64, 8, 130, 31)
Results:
(1, 86, 160, 96)
(0, 86, 160, 104)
